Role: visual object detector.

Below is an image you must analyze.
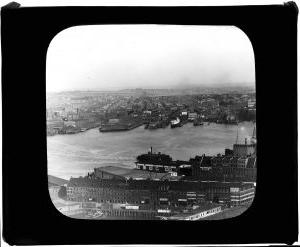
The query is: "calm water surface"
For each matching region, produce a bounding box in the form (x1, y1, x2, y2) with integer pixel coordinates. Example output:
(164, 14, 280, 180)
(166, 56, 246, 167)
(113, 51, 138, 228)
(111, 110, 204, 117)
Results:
(47, 122, 255, 179)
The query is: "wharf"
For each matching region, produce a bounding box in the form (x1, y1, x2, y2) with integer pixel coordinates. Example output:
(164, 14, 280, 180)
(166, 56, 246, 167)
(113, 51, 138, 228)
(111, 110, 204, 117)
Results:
(99, 121, 143, 132)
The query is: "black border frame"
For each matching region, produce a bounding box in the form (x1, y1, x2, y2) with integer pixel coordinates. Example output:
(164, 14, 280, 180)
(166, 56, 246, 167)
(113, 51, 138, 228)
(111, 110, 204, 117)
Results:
(1, 2, 298, 245)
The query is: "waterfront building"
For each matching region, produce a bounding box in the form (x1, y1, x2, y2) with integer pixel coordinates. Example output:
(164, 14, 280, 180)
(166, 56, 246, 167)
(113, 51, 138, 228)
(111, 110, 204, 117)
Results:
(135, 147, 179, 173)
(66, 175, 255, 214)
(233, 141, 256, 157)
(192, 164, 256, 182)
(191, 148, 257, 182)
(136, 163, 179, 173)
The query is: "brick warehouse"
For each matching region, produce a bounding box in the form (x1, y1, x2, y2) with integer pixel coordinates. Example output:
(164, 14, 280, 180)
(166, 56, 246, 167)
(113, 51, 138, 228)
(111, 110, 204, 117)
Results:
(66, 176, 255, 212)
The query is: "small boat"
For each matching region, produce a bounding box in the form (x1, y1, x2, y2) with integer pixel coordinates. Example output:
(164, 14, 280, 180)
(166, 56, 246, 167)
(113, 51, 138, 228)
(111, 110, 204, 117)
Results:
(170, 118, 181, 128)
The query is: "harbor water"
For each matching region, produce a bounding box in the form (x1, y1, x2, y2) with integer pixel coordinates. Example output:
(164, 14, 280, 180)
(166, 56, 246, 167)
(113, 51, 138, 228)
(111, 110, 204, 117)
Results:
(47, 121, 255, 180)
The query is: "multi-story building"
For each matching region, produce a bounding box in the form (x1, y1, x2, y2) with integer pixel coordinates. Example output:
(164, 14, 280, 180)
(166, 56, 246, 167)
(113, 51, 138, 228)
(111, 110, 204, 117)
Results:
(135, 148, 179, 174)
(66, 176, 255, 214)
(192, 162, 256, 182)
(233, 142, 256, 157)
(230, 186, 255, 206)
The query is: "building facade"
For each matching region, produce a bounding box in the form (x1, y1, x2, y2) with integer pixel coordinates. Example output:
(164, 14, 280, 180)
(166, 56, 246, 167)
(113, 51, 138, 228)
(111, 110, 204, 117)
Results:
(233, 143, 256, 157)
(230, 186, 255, 206)
(66, 177, 255, 214)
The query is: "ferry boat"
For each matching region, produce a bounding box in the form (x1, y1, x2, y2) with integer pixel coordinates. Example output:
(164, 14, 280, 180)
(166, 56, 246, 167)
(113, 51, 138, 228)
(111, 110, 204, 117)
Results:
(170, 118, 182, 128)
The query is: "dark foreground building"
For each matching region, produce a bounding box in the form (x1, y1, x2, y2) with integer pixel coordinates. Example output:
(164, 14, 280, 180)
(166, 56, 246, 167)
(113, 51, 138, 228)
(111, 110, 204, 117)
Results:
(63, 137, 257, 220)
(66, 174, 255, 219)
(135, 139, 257, 182)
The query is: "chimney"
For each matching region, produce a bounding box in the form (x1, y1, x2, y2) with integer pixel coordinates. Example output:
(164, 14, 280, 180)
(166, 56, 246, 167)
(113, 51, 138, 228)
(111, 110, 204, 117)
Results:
(245, 138, 247, 145)
(150, 146, 153, 154)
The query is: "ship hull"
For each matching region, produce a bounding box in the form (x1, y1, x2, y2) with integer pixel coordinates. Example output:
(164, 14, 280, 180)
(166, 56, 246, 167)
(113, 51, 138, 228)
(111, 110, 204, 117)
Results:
(171, 123, 182, 128)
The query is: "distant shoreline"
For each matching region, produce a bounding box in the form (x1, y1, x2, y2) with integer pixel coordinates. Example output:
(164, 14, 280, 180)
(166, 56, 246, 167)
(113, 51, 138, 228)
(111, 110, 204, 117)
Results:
(46, 85, 256, 95)
(47, 121, 254, 138)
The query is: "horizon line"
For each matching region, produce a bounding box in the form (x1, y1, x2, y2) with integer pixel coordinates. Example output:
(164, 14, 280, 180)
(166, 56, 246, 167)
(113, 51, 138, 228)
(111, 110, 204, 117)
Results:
(47, 84, 256, 93)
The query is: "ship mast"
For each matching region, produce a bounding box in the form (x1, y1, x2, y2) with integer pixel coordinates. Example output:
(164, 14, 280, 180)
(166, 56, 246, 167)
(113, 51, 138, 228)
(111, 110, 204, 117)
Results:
(235, 125, 239, 144)
(252, 125, 256, 139)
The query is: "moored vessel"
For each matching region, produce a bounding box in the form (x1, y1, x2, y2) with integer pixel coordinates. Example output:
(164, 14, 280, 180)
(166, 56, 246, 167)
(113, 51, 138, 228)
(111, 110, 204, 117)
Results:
(170, 118, 182, 128)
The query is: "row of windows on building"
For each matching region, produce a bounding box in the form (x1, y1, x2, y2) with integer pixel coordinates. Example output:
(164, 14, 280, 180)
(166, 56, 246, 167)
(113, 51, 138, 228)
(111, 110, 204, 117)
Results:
(103, 209, 157, 219)
(68, 186, 211, 196)
(67, 187, 209, 199)
(136, 164, 177, 172)
(192, 169, 257, 181)
(67, 195, 204, 205)
(230, 189, 255, 206)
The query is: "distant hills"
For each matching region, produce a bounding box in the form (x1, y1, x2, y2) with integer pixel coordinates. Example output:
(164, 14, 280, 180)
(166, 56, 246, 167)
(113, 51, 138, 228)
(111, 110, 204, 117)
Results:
(47, 85, 255, 97)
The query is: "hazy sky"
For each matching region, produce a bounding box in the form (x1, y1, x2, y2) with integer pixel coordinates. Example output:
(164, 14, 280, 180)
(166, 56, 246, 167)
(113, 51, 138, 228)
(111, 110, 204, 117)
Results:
(47, 25, 255, 92)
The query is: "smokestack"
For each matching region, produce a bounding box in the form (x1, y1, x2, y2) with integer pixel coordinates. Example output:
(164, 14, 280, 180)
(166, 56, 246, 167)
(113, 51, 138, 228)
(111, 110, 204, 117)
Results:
(245, 138, 247, 145)
(151, 146, 153, 154)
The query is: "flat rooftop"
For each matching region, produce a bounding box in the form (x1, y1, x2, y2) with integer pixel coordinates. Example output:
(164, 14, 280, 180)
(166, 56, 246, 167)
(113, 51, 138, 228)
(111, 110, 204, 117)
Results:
(96, 166, 182, 181)
(48, 175, 68, 186)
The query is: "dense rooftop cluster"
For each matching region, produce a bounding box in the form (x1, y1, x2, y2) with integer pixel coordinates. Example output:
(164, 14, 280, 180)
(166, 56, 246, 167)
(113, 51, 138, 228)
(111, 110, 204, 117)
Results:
(46, 89, 255, 135)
